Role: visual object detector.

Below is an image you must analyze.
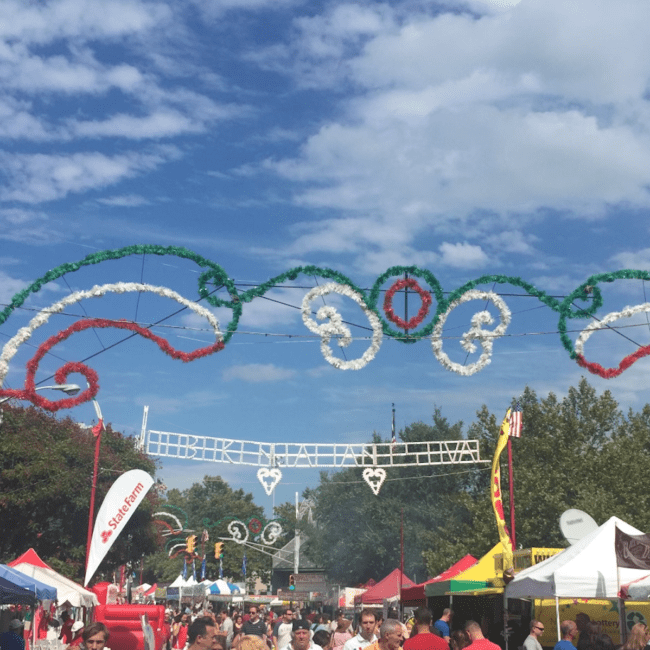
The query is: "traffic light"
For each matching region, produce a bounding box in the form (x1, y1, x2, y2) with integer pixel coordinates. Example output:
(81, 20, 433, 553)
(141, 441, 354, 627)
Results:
(289, 574, 295, 591)
(186, 534, 197, 553)
(215, 542, 224, 558)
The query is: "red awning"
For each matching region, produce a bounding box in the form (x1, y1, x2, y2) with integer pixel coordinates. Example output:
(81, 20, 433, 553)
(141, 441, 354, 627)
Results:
(9, 549, 53, 570)
(355, 569, 416, 604)
(401, 554, 478, 605)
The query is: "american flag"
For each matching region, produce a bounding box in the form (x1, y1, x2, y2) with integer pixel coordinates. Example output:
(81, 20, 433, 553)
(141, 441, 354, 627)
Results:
(508, 401, 523, 438)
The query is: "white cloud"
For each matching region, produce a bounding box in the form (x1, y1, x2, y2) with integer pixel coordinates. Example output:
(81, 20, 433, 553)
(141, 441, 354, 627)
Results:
(261, 0, 650, 268)
(439, 242, 489, 269)
(0, 148, 178, 203)
(0, 208, 64, 244)
(96, 194, 151, 207)
(610, 249, 650, 271)
(0, 0, 171, 44)
(222, 363, 297, 383)
(0, 271, 27, 303)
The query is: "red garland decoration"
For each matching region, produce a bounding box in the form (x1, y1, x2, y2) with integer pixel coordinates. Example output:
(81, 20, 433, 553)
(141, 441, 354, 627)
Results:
(0, 317, 225, 411)
(383, 278, 433, 330)
(248, 518, 263, 534)
(576, 346, 650, 379)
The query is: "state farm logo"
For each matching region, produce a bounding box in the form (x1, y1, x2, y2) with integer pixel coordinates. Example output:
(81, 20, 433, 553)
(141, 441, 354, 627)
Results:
(101, 530, 113, 544)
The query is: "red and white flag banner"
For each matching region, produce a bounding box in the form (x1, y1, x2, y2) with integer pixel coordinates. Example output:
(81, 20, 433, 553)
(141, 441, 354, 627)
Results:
(84, 469, 154, 586)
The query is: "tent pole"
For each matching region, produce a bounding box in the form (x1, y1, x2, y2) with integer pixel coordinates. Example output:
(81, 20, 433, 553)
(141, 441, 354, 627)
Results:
(504, 590, 509, 650)
(555, 596, 560, 642)
(618, 565, 627, 645)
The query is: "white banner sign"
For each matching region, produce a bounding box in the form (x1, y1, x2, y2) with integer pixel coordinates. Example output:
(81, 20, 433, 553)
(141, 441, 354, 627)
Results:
(85, 469, 154, 586)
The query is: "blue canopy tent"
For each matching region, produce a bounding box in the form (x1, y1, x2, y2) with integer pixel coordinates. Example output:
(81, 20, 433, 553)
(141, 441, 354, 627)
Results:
(0, 575, 36, 605)
(0, 565, 57, 601)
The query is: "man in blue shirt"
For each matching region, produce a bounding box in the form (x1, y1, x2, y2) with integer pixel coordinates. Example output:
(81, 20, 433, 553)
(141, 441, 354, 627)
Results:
(434, 609, 452, 643)
(553, 621, 578, 650)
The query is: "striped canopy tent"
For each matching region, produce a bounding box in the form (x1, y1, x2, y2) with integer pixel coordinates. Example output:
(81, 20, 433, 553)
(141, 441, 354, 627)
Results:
(401, 555, 478, 606)
(0, 564, 57, 601)
(9, 549, 97, 607)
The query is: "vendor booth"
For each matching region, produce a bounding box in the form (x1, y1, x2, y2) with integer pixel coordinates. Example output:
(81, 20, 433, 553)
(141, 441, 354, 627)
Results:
(506, 516, 650, 645)
(9, 549, 97, 608)
(0, 565, 57, 601)
(402, 555, 477, 607)
(355, 569, 415, 605)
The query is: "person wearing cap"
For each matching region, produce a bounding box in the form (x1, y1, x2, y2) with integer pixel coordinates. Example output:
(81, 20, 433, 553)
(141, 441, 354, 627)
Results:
(279, 620, 323, 650)
(68, 621, 85, 648)
(1, 619, 25, 650)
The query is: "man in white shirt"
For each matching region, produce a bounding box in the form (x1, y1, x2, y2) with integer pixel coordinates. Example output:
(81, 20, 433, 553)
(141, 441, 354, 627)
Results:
(342, 610, 377, 650)
(220, 610, 234, 650)
(274, 609, 295, 650)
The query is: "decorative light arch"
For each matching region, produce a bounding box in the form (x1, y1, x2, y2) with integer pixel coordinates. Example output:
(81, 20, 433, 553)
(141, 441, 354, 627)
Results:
(1, 244, 646, 493)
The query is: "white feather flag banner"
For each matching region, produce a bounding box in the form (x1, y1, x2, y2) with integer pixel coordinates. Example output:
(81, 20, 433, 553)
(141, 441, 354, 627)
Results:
(85, 469, 154, 586)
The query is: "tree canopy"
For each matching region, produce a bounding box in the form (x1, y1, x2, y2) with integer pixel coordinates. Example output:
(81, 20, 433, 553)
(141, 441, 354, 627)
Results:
(0, 404, 159, 581)
(299, 378, 650, 585)
(145, 476, 288, 587)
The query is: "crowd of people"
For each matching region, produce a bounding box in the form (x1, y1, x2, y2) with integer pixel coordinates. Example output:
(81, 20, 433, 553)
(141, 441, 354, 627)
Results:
(162, 604, 507, 650)
(5, 600, 649, 650)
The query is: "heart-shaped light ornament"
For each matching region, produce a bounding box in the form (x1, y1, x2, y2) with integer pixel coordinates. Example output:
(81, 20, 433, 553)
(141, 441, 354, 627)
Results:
(363, 467, 387, 496)
(257, 467, 282, 496)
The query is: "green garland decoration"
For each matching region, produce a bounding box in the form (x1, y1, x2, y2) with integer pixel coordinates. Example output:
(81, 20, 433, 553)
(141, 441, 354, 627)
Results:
(4, 244, 650, 378)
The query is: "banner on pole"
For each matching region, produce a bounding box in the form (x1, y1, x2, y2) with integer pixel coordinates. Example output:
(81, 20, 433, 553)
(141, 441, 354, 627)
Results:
(615, 526, 650, 569)
(84, 469, 154, 586)
(490, 409, 514, 571)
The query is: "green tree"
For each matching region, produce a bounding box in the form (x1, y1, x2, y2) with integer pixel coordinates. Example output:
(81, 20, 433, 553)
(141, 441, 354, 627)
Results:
(423, 378, 650, 576)
(0, 405, 159, 581)
(304, 379, 650, 585)
(300, 409, 474, 585)
(146, 476, 286, 588)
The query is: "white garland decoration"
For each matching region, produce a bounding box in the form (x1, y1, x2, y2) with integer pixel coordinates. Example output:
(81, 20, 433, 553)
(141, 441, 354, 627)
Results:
(301, 282, 383, 370)
(575, 302, 650, 356)
(226, 520, 249, 545)
(0, 282, 223, 385)
(431, 290, 511, 376)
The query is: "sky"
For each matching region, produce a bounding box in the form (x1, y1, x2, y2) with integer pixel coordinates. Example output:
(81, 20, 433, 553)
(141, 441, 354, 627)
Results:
(3, 0, 650, 521)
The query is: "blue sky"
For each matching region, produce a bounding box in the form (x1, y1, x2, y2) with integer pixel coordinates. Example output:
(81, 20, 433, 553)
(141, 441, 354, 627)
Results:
(3, 0, 650, 515)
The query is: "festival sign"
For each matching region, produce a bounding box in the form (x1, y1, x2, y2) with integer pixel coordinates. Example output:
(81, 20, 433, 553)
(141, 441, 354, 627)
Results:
(85, 469, 154, 586)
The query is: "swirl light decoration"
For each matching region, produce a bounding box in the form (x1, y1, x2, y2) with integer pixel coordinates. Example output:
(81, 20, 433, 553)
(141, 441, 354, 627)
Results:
(1, 245, 650, 413)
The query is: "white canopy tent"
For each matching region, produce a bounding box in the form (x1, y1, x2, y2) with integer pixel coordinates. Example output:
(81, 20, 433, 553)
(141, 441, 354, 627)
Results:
(11, 563, 98, 608)
(506, 516, 647, 599)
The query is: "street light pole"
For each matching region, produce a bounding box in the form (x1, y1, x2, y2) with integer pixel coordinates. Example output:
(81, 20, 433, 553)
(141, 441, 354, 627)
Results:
(0, 383, 81, 423)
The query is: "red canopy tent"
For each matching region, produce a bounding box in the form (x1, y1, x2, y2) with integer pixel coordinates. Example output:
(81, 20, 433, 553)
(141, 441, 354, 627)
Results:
(355, 569, 416, 605)
(9, 549, 52, 569)
(400, 554, 478, 606)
